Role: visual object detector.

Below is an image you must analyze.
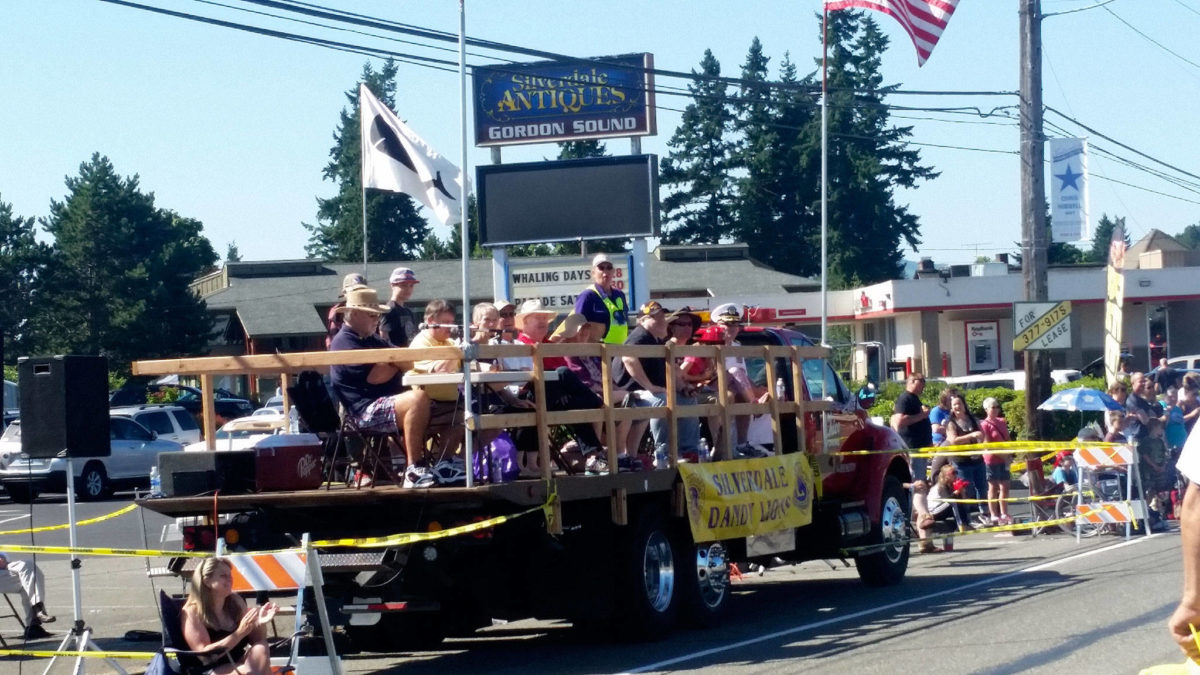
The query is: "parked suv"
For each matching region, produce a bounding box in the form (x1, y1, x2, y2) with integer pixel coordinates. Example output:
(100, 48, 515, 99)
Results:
(109, 384, 253, 424)
(0, 414, 183, 502)
(110, 405, 201, 445)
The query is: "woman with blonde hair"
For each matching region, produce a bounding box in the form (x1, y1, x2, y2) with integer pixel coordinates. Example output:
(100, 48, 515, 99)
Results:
(180, 558, 276, 675)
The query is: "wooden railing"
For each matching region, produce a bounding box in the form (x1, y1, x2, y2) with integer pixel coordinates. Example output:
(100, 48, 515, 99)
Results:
(132, 342, 834, 480)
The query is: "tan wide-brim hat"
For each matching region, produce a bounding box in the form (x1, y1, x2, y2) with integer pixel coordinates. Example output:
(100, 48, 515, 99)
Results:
(514, 299, 559, 326)
(335, 287, 389, 315)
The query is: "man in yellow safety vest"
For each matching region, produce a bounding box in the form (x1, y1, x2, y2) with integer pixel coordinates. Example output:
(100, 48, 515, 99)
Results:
(573, 253, 629, 344)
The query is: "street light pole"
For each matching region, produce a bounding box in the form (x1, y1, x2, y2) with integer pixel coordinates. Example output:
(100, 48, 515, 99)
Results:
(1020, 0, 1051, 442)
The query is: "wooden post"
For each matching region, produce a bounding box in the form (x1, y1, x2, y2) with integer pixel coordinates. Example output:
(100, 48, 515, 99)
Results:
(200, 373, 216, 450)
(664, 342, 678, 467)
(531, 343, 550, 480)
(1020, 0, 1051, 442)
(601, 344, 618, 473)
(763, 347, 782, 454)
(715, 344, 732, 460)
(791, 348, 807, 456)
(279, 372, 291, 413)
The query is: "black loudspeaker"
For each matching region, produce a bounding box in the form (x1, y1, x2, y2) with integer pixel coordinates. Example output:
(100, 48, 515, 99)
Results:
(18, 355, 110, 458)
(158, 451, 256, 497)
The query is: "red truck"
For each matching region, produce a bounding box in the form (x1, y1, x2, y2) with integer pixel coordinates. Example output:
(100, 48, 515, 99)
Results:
(136, 331, 910, 650)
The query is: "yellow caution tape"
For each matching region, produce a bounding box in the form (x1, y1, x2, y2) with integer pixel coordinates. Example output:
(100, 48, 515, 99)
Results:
(840, 514, 1079, 555)
(0, 504, 137, 537)
(935, 494, 1074, 504)
(0, 543, 211, 558)
(0, 648, 156, 659)
(836, 440, 1123, 459)
(312, 502, 546, 549)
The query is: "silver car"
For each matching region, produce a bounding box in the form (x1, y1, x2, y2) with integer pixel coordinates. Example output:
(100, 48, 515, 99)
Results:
(0, 416, 183, 502)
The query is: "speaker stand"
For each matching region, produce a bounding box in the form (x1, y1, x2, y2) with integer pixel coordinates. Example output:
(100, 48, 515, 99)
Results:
(41, 459, 128, 675)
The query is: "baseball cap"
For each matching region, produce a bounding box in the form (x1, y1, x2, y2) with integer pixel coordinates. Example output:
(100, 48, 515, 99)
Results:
(696, 325, 726, 344)
(592, 253, 612, 267)
(340, 273, 367, 297)
(389, 267, 419, 284)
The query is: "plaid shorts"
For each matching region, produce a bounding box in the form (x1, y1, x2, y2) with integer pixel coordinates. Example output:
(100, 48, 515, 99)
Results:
(356, 396, 399, 433)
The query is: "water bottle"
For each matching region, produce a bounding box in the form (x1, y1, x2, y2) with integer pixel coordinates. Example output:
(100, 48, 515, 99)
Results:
(149, 465, 163, 498)
(776, 377, 786, 402)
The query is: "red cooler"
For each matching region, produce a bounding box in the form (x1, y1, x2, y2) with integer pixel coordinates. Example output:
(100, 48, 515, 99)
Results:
(252, 433, 323, 491)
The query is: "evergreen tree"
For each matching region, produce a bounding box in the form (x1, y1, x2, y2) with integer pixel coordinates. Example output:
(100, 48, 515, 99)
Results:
(225, 241, 242, 263)
(660, 50, 737, 244)
(0, 197, 52, 361)
(730, 44, 820, 277)
(304, 60, 431, 262)
(40, 154, 216, 371)
(1173, 222, 1200, 250)
(816, 12, 938, 286)
(557, 140, 607, 160)
(1088, 214, 1129, 262)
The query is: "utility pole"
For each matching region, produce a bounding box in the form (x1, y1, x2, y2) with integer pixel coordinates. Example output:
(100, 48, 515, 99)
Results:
(1020, 0, 1051, 442)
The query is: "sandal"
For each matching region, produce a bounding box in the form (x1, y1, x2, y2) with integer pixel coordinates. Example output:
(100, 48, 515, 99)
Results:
(918, 543, 943, 554)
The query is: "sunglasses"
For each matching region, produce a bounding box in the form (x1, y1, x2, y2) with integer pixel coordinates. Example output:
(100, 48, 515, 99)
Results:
(597, 263, 614, 271)
(499, 310, 515, 318)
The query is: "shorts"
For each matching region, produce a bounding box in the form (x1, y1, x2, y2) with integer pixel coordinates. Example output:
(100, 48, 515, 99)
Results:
(985, 462, 1011, 482)
(429, 398, 464, 429)
(356, 395, 400, 433)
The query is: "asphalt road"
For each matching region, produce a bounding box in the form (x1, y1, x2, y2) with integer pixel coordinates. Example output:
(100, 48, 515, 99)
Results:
(0, 492, 1191, 674)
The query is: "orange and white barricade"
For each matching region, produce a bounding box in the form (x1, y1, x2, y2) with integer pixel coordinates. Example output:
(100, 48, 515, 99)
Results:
(1072, 444, 1146, 542)
(218, 535, 341, 675)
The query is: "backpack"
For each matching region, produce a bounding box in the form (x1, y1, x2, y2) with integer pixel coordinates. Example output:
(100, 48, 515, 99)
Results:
(286, 371, 341, 433)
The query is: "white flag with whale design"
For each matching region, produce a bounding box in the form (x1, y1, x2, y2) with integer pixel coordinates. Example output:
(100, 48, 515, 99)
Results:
(359, 83, 463, 226)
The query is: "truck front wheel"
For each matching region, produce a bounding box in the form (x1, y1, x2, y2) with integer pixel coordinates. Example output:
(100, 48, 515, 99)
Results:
(855, 475, 910, 587)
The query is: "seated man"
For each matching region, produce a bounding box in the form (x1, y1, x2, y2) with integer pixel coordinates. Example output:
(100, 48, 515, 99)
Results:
(407, 299, 467, 478)
(329, 287, 433, 488)
(612, 302, 702, 472)
(497, 299, 604, 477)
(0, 551, 55, 639)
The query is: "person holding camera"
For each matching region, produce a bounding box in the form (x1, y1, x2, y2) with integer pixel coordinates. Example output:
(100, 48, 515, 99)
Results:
(408, 299, 467, 480)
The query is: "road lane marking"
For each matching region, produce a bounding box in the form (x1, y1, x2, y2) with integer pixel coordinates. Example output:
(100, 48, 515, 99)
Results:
(622, 535, 1159, 674)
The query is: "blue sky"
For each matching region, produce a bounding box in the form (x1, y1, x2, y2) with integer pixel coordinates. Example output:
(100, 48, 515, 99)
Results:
(3, 0, 1198, 268)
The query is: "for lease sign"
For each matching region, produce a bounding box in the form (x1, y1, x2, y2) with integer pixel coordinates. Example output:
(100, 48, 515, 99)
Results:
(1013, 301, 1072, 351)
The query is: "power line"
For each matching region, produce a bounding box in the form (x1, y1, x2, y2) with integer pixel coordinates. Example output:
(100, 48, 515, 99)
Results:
(1101, 4, 1200, 74)
(1045, 105, 1200, 184)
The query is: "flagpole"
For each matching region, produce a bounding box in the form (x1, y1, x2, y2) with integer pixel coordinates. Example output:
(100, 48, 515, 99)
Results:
(360, 85, 369, 275)
(820, 5, 829, 346)
(458, 0, 475, 488)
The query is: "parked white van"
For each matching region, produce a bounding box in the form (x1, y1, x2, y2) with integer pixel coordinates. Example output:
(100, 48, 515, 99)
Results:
(935, 369, 1082, 391)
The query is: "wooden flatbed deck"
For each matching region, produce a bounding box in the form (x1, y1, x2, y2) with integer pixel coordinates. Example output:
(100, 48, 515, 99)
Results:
(137, 470, 679, 517)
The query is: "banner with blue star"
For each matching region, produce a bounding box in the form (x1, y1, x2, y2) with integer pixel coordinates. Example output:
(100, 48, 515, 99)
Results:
(1049, 138, 1090, 242)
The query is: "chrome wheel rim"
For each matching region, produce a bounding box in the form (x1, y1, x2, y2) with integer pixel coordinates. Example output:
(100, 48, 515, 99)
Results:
(880, 494, 906, 562)
(642, 531, 675, 613)
(694, 543, 728, 610)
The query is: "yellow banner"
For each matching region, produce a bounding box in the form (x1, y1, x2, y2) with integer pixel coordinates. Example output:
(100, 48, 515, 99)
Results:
(678, 454, 813, 543)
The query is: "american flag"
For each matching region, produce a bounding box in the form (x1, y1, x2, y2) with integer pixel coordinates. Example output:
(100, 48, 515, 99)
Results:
(825, 0, 960, 66)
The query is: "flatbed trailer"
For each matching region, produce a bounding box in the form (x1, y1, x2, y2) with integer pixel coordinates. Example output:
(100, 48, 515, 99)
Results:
(135, 337, 911, 649)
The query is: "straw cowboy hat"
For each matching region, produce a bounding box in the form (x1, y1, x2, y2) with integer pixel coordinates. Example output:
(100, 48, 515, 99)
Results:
(514, 299, 559, 326)
(335, 287, 389, 315)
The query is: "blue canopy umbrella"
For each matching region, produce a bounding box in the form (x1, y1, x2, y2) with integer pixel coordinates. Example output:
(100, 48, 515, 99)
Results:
(1037, 387, 1124, 412)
